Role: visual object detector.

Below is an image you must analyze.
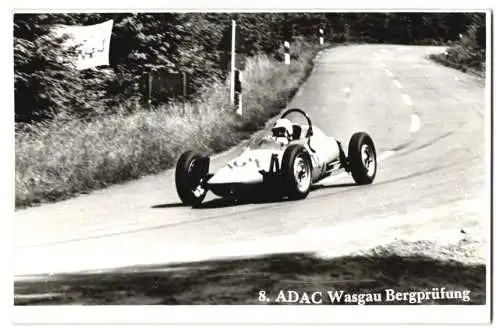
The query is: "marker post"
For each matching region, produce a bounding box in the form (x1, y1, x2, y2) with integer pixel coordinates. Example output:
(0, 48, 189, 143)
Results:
(284, 41, 290, 65)
(319, 28, 324, 45)
(235, 70, 242, 115)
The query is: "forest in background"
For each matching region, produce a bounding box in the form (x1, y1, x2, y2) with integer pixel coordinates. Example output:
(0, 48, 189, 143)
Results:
(14, 12, 486, 123)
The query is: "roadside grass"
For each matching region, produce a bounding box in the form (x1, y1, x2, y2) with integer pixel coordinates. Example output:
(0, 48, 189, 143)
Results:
(14, 237, 486, 305)
(429, 43, 485, 77)
(15, 41, 318, 208)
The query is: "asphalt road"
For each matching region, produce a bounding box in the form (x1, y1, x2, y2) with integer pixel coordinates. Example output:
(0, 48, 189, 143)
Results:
(14, 44, 487, 277)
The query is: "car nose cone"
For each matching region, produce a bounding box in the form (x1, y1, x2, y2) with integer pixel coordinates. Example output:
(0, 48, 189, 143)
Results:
(207, 163, 263, 184)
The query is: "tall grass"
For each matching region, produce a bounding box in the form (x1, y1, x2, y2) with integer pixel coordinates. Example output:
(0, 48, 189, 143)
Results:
(429, 23, 486, 77)
(15, 41, 318, 208)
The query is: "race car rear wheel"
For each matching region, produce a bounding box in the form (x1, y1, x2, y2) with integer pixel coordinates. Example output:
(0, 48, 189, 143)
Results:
(175, 151, 209, 206)
(282, 144, 312, 200)
(348, 132, 377, 184)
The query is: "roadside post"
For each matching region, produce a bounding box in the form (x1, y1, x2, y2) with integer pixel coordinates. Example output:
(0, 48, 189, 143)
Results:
(218, 20, 245, 115)
(230, 20, 236, 107)
(284, 41, 291, 65)
(147, 73, 153, 109)
(230, 20, 244, 115)
(319, 28, 324, 45)
(234, 70, 242, 115)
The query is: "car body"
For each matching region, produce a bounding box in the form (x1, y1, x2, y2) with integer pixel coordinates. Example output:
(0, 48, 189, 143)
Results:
(175, 108, 377, 206)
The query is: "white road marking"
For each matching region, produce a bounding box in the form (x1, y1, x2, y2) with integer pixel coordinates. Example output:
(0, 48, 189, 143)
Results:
(320, 150, 397, 183)
(392, 79, 403, 89)
(384, 68, 394, 77)
(409, 113, 421, 133)
(401, 94, 413, 106)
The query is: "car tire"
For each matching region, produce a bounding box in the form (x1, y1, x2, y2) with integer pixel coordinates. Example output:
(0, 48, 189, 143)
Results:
(281, 144, 313, 200)
(175, 151, 209, 206)
(348, 132, 377, 184)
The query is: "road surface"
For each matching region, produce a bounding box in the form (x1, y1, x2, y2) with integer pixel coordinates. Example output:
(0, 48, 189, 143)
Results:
(14, 44, 488, 277)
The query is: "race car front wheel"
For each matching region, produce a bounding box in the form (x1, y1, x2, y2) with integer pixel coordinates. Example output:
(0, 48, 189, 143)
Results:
(348, 132, 377, 184)
(175, 151, 209, 206)
(282, 144, 312, 200)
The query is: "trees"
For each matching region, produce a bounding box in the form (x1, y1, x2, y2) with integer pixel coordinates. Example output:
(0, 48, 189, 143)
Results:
(14, 12, 486, 123)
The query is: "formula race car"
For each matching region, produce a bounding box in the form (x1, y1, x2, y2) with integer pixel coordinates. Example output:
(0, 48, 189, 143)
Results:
(175, 108, 377, 206)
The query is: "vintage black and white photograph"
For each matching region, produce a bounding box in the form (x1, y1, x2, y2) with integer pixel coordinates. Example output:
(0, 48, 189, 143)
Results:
(11, 6, 491, 323)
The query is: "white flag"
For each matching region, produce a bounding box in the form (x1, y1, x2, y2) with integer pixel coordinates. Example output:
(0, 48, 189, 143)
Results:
(51, 20, 113, 70)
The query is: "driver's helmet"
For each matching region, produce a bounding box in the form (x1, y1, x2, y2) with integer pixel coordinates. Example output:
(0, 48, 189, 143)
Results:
(271, 118, 294, 144)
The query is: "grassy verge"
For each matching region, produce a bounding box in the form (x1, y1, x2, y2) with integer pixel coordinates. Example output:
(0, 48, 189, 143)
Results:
(429, 44, 485, 77)
(14, 238, 485, 305)
(15, 40, 320, 208)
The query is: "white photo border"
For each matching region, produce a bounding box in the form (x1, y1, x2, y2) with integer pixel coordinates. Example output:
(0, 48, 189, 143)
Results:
(5, 0, 496, 328)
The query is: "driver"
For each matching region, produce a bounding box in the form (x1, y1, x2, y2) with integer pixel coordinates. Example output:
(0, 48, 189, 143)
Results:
(271, 118, 294, 145)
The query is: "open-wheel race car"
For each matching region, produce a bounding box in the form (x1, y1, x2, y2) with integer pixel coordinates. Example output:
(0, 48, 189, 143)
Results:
(175, 108, 377, 206)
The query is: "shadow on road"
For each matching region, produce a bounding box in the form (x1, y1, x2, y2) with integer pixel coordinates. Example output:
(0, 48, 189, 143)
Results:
(152, 196, 290, 209)
(14, 251, 485, 305)
(152, 183, 358, 210)
(311, 182, 358, 190)
(151, 203, 186, 209)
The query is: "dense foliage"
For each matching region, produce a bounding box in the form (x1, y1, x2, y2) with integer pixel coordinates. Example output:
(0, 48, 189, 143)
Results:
(429, 13, 486, 75)
(14, 12, 485, 122)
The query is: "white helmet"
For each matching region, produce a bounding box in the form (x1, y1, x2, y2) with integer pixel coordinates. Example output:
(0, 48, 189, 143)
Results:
(272, 118, 293, 140)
